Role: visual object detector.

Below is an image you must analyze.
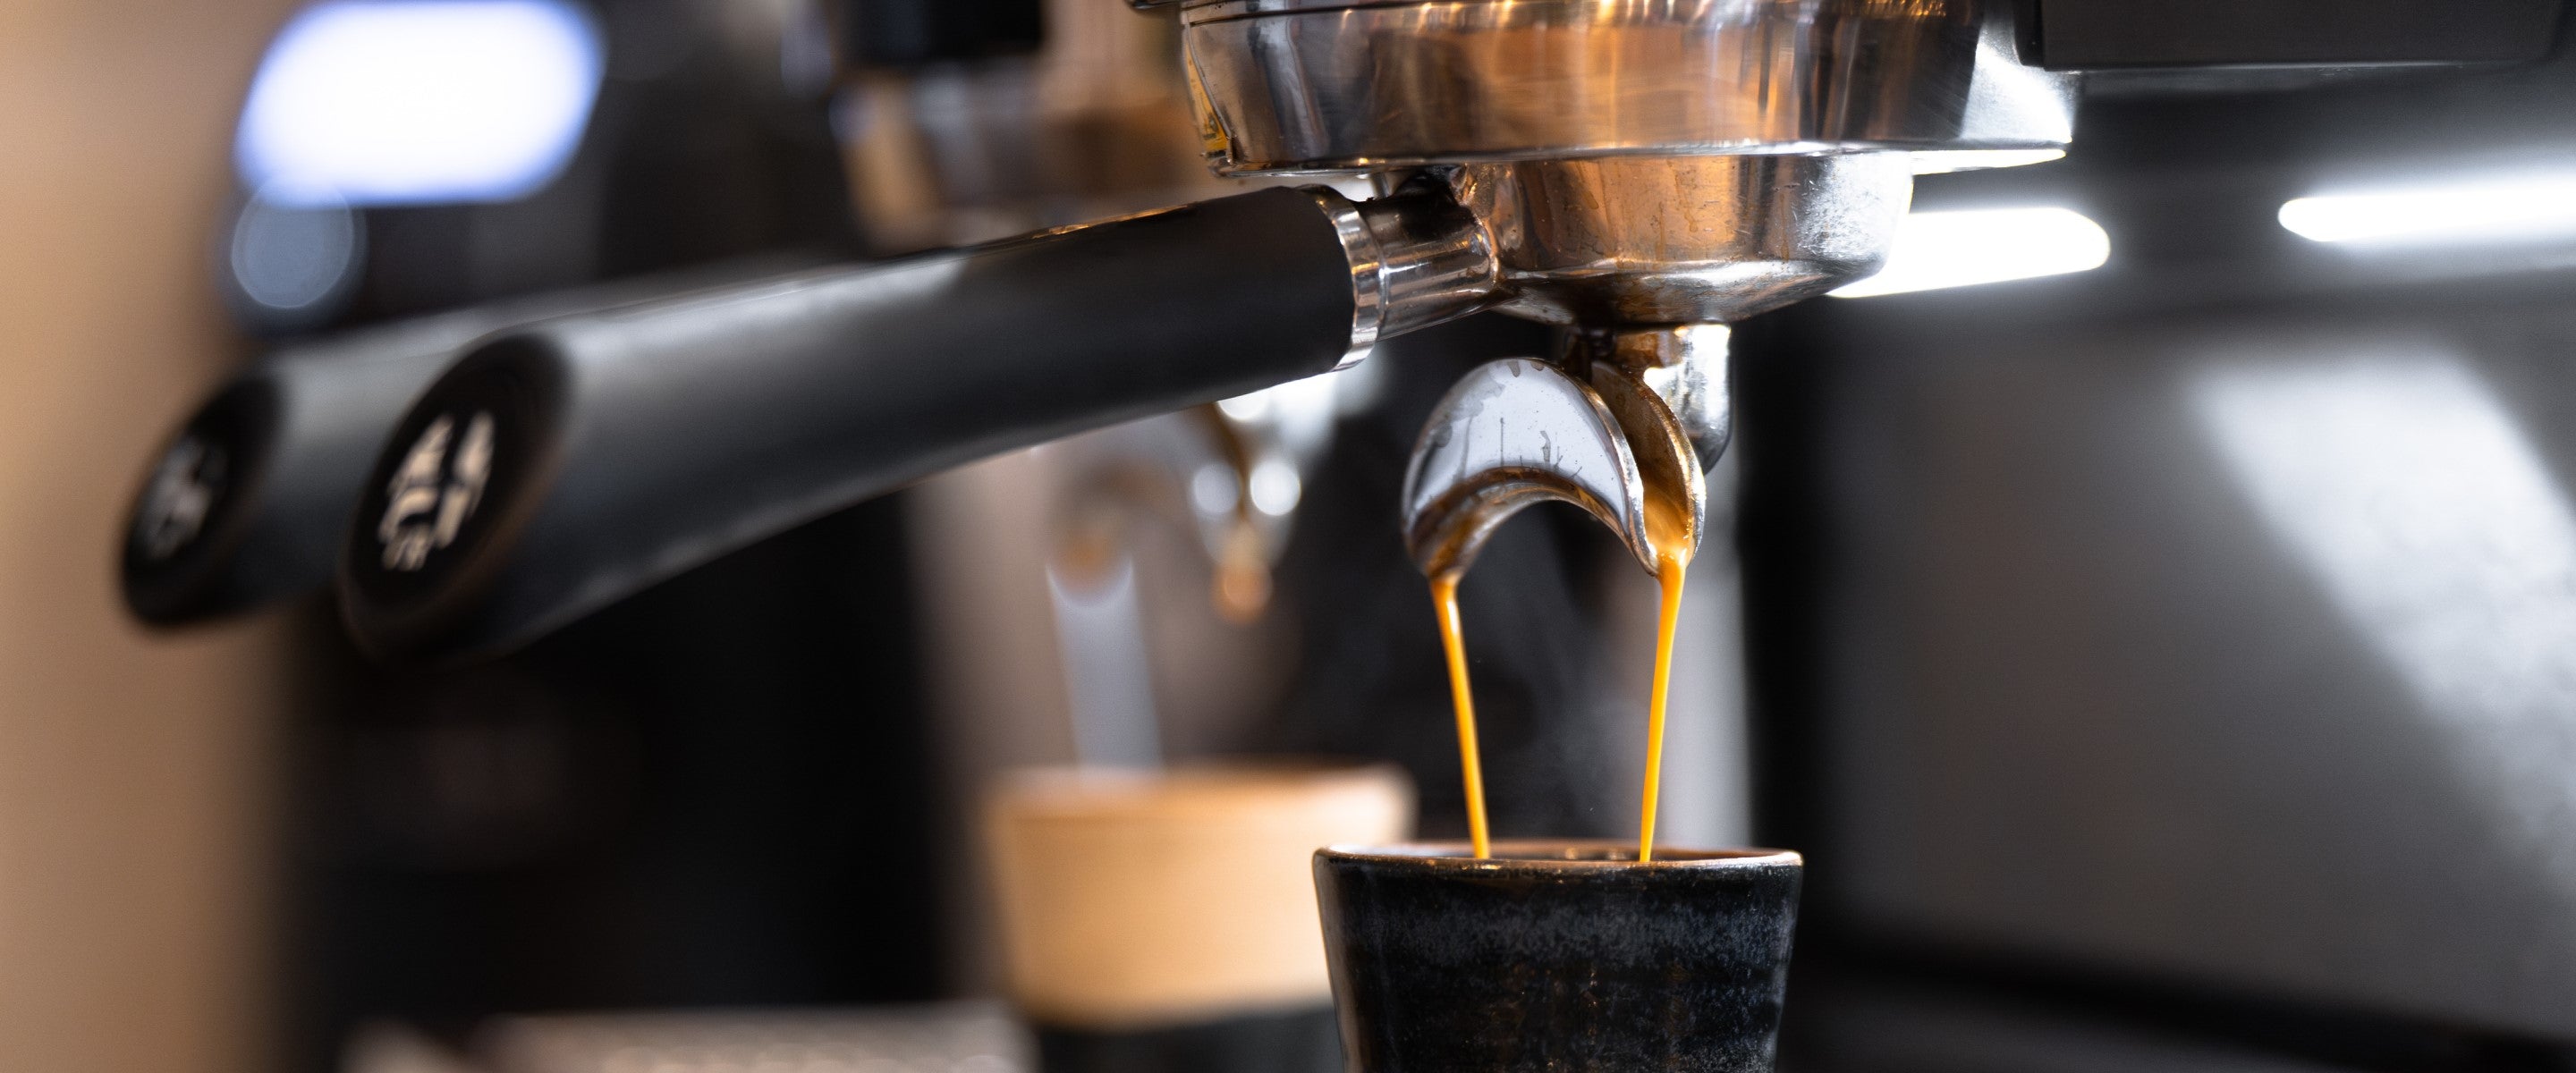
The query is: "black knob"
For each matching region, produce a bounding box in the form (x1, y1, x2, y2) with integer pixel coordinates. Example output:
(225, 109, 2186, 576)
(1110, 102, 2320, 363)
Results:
(122, 259, 824, 626)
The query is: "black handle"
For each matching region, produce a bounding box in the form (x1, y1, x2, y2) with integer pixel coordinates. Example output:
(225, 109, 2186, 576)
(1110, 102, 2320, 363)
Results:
(339, 187, 1360, 663)
(121, 257, 827, 626)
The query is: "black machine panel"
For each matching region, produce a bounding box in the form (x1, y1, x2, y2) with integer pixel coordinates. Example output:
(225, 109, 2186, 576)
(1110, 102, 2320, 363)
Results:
(2032, 0, 2566, 69)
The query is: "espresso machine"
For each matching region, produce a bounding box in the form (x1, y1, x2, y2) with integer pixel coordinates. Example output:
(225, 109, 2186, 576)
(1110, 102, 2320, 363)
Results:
(324, 0, 2088, 663)
(126, 0, 2576, 1068)
(329, 0, 2568, 659)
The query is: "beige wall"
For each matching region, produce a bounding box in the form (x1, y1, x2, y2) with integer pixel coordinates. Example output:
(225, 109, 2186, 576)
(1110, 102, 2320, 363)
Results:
(0, 0, 299, 1069)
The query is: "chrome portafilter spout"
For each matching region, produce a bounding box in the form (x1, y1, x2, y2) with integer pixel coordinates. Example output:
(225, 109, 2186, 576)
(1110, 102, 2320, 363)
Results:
(1575, 325, 1733, 477)
(1400, 354, 1707, 583)
(1396, 317, 1738, 582)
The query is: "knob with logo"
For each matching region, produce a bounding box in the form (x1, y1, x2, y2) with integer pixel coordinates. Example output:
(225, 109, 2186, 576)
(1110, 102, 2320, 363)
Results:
(120, 259, 821, 628)
(121, 322, 481, 626)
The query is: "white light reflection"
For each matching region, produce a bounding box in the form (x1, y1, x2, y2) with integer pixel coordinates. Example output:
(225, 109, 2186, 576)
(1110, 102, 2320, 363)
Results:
(1214, 393, 1271, 422)
(2280, 169, 2576, 246)
(229, 189, 361, 310)
(1829, 207, 2109, 299)
(1910, 148, 2067, 175)
(1047, 555, 1163, 769)
(236, 0, 603, 207)
(2190, 355, 2576, 876)
(1247, 458, 1301, 517)
(1188, 462, 1239, 517)
(1217, 367, 1351, 460)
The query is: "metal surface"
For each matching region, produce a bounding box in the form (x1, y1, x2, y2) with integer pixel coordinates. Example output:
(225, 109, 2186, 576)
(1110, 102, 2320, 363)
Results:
(838, 0, 1239, 255)
(1314, 184, 1504, 368)
(1172, 0, 2077, 174)
(1376, 159, 1901, 564)
(1400, 357, 1705, 579)
(1579, 324, 1733, 473)
(1590, 357, 1710, 557)
(1455, 154, 1912, 325)
(1402, 359, 1650, 579)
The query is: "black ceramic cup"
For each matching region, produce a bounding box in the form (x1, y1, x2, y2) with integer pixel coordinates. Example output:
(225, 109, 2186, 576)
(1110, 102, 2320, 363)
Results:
(1313, 842, 1803, 1073)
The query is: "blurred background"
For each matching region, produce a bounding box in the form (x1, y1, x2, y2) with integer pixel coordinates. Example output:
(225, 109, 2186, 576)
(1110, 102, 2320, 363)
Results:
(3, 2, 301, 1070)
(16, 0, 2576, 1069)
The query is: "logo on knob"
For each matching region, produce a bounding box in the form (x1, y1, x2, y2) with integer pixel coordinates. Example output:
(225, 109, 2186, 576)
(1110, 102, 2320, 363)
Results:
(377, 411, 495, 572)
(134, 435, 226, 562)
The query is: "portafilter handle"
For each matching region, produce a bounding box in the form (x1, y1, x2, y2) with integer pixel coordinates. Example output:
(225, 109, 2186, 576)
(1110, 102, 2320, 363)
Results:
(338, 186, 1497, 663)
(121, 258, 826, 627)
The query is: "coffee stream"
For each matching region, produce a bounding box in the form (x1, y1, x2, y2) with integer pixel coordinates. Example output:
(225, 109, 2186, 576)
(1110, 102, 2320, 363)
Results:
(1636, 553, 1687, 862)
(1431, 465, 1697, 863)
(1429, 574, 1492, 858)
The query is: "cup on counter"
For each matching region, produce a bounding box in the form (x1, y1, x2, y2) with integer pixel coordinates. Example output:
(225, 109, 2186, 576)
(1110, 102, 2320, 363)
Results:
(1312, 841, 1804, 1073)
(981, 761, 1413, 1073)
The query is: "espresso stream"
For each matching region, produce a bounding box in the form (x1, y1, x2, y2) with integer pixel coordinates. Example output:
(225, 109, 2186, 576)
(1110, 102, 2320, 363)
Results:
(1431, 469, 1696, 861)
(1428, 572, 1493, 858)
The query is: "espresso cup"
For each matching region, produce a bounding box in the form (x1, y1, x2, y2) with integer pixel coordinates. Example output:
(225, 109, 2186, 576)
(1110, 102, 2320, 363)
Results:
(982, 762, 1414, 1073)
(1313, 842, 1803, 1073)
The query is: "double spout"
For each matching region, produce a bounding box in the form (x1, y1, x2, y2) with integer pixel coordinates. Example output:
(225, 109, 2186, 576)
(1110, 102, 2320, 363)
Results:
(1400, 328, 1724, 585)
